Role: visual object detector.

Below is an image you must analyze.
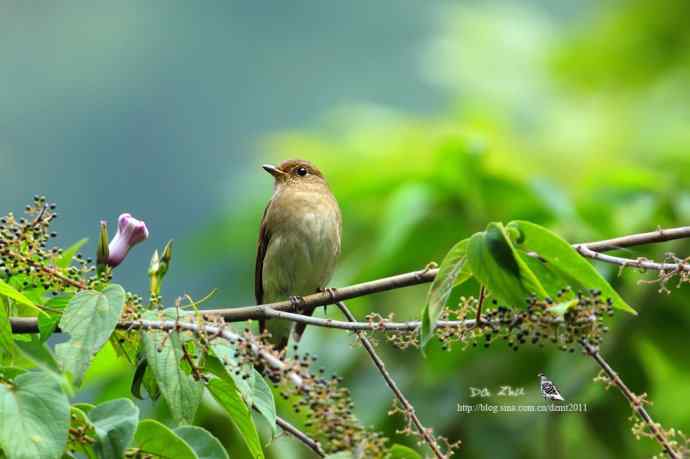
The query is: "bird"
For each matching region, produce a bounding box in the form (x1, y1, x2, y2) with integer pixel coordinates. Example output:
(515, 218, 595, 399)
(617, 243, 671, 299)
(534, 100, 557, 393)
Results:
(255, 159, 342, 351)
(538, 372, 565, 402)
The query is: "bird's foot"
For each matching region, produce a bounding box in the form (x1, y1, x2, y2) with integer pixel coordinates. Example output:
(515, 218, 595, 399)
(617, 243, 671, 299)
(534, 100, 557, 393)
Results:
(319, 287, 338, 314)
(288, 295, 306, 314)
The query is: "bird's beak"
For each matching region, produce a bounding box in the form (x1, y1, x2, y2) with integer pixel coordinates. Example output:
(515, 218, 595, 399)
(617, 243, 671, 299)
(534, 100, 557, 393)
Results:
(262, 164, 286, 178)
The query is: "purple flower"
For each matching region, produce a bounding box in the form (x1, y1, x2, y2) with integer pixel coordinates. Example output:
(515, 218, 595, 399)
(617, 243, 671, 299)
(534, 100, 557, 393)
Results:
(106, 213, 149, 267)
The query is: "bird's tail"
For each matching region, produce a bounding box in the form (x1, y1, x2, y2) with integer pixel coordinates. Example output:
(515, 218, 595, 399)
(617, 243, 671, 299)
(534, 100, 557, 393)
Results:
(291, 307, 314, 344)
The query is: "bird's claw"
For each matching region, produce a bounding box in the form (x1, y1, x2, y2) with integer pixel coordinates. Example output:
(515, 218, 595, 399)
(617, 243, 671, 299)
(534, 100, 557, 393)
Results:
(319, 287, 337, 314)
(288, 295, 306, 313)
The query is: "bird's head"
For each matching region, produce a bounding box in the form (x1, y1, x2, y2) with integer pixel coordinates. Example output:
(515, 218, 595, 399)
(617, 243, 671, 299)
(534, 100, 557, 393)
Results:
(537, 372, 544, 378)
(262, 159, 327, 188)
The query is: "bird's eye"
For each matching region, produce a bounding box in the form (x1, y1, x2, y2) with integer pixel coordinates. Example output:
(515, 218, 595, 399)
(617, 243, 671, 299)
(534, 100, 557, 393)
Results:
(296, 167, 308, 176)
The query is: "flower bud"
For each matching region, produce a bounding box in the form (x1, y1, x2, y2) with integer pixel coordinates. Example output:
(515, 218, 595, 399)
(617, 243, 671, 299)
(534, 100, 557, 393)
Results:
(149, 239, 173, 297)
(107, 213, 149, 268)
(96, 220, 109, 275)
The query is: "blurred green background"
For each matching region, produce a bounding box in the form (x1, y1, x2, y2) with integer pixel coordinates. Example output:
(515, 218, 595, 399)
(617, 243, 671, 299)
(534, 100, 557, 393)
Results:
(2, 1, 690, 458)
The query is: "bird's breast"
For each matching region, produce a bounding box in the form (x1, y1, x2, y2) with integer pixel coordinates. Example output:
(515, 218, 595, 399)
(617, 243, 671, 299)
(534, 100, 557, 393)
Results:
(262, 188, 341, 301)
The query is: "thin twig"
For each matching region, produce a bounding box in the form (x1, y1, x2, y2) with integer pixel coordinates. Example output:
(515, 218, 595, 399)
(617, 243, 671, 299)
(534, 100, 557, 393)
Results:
(475, 285, 486, 326)
(579, 340, 681, 459)
(276, 416, 326, 457)
(11, 308, 577, 334)
(335, 301, 447, 459)
(575, 245, 690, 273)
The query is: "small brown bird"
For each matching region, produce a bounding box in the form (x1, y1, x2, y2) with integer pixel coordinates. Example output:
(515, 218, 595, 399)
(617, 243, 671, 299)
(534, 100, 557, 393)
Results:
(255, 159, 342, 350)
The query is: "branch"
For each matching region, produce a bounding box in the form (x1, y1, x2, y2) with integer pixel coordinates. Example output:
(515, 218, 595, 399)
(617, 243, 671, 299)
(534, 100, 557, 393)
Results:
(580, 340, 681, 459)
(276, 416, 325, 457)
(9, 225, 690, 334)
(575, 245, 690, 273)
(580, 226, 690, 252)
(126, 318, 307, 388)
(335, 301, 449, 459)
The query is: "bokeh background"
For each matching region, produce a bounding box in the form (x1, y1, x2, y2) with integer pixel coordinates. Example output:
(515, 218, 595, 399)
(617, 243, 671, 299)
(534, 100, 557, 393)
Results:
(2, 1, 690, 458)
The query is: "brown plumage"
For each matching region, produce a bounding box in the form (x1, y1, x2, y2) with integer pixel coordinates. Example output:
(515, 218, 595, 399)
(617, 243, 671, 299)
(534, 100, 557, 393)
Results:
(255, 159, 341, 350)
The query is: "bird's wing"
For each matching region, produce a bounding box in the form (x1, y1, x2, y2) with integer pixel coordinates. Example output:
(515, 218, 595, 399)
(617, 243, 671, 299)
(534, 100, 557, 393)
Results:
(255, 200, 272, 308)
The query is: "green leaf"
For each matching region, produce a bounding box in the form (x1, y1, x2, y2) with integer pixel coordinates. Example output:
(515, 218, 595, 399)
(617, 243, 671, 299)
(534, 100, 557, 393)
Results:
(467, 223, 547, 307)
(421, 238, 470, 347)
(208, 377, 264, 459)
(251, 370, 278, 435)
(174, 426, 229, 459)
(0, 370, 70, 459)
(210, 341, 253, 404)
(0, 278, 43, 316)
(38, 314, 60, 342)
(56, 238, 88, 269)
(16, 336, 61, 375)
(131, 359, 160, 401)
(73, 402, 96, 413)
(507, 221, 636, 314)
(55, 284, 126, 385)
(0, 299, 15, 360)
(142, 324, 202, 425)
(546, 299, 579, 318)
(88, 399, 139, 459)
(325, 453, 353, 459)
(132, 419, 196, 459)
(386, 444, 422, 459)
(0, 367, 25, 380)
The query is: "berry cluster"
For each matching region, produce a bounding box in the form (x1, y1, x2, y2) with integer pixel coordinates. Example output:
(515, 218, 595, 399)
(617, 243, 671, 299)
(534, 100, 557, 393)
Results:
(211, 329, 388, 456)
(0, 197, 94, 295)
(385, 289, 614, 353)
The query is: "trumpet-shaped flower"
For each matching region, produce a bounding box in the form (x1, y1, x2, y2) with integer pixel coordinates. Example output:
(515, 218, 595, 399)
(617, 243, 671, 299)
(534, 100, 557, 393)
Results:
(106, 213, 149, 267)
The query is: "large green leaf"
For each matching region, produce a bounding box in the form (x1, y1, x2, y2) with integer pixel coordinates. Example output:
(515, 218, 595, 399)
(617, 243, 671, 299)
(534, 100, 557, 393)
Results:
(16, 336, 60, 373)
(466, 223, 547, 307)
(174, 426, 229, 459)
(386, 444, 422, 459)
(507, 221, 636, 314)
(142, 324, 202, 425)
(15, 336, 67, 394)
(251, 369, 278, 435)
(88, 399, 139, 459)
(132, 419, 196, 459)
(421, 238, 471, 347)
(55, 285, 126, 385)
(0, 370, 70, 459)
(207, 377, 264, 459)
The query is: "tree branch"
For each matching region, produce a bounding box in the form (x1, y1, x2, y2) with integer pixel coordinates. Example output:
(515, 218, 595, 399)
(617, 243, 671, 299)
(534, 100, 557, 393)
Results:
(580, 226, 690, 252)
(580, 340, 681, 459)
(335, 301, 448, 459)
(8, 225, 690, 335)
(575, 245, 690, 273)
(276, 416, 326, 458)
